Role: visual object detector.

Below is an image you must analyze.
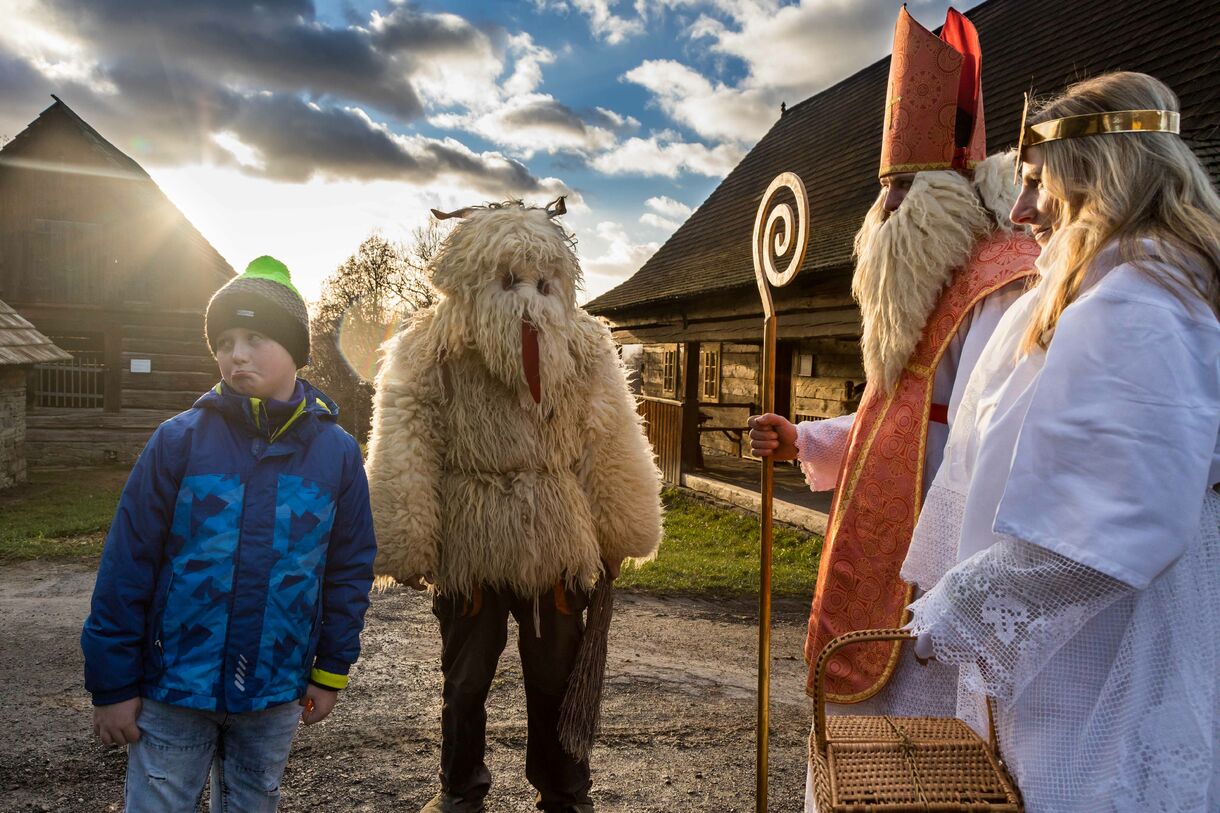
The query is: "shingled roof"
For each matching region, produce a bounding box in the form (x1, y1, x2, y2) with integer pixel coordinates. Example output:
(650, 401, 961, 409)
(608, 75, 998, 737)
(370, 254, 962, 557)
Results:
(1, 97, 235, 289)
(0, 299, 72, 367)
(587, 0, 1220, 315)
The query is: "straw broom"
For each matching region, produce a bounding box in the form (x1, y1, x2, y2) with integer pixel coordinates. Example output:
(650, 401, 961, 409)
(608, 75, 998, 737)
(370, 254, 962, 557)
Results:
(557, 575, 614, 761)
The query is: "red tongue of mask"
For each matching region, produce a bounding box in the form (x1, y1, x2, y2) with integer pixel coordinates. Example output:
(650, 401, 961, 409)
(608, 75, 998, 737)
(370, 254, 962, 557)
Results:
(521, 319, 542, 404)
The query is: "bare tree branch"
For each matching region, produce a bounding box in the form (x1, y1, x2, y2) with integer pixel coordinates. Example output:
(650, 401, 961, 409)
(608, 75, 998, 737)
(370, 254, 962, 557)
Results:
(302, 222, 451, 442)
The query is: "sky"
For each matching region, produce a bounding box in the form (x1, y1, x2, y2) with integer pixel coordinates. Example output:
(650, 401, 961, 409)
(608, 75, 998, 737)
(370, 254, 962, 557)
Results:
(0, 0, 982, 303)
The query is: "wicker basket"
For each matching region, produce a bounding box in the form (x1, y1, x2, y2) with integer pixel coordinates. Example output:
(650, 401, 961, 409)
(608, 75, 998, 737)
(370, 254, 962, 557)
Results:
(809, 628, 1023, 812)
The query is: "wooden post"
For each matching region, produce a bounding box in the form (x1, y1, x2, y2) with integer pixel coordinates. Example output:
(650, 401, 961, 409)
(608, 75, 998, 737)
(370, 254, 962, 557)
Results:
(751, 172, 809, 813)
(103, 323, 121, 412)
(680, 341, 701, 472)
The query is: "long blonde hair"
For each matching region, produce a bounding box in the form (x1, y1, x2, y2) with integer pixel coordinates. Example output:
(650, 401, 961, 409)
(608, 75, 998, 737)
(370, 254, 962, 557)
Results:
(1022, 71, 1220, 353)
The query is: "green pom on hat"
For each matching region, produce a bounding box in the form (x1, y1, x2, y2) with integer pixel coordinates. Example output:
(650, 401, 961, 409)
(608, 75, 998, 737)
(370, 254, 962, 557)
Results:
(205, 254, 311, 367)
(241, 255, 302, 299)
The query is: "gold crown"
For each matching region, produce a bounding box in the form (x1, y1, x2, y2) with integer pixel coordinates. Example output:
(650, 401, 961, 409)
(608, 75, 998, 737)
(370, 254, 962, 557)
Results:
(1014, 93, 1180, 181)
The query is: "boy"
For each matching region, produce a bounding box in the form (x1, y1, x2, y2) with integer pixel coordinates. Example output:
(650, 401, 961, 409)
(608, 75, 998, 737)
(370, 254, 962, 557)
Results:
(82, 256, 376, 812)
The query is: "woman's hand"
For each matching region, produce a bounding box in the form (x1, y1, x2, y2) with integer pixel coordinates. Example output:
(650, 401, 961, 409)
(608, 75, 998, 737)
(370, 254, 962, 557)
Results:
(913, 632, 936, 664)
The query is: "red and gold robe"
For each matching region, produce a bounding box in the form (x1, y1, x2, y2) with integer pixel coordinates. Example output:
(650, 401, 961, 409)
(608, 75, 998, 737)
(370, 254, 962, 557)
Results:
(804, 231, 1039, 701)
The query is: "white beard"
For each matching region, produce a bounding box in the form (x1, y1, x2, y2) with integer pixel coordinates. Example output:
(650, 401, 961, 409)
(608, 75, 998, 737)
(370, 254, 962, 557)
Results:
(852, 169, 992, 394)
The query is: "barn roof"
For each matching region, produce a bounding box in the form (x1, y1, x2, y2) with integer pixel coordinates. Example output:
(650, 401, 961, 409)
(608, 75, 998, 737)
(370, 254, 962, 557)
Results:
(0, 299, 72, 367)
(586, 0, 1220, 315)
(0, 97, 235, 288)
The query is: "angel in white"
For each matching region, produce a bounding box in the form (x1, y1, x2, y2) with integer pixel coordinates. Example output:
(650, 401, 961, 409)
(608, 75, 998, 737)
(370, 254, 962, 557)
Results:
(902, 71, 1220, 812)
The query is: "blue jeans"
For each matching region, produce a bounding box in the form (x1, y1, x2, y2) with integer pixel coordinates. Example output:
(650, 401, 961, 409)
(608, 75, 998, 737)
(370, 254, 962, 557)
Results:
(125, 698, 301, 812)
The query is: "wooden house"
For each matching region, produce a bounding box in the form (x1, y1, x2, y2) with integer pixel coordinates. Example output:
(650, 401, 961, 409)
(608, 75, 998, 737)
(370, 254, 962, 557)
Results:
(0, 298, 71, 488)
(0, 97, 234, 465)
(586, 0, 1220, 485)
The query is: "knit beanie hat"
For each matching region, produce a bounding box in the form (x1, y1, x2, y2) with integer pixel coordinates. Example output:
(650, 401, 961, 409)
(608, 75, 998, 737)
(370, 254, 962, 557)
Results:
(205, 256, 310, 367)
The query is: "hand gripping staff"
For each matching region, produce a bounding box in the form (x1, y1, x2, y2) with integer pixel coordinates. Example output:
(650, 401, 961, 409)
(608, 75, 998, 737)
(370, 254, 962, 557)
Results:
(750, 172, 808, 812)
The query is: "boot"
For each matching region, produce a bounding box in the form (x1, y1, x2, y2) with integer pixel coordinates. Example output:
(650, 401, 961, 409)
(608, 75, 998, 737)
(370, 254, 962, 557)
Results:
(420, 791, 486, 813)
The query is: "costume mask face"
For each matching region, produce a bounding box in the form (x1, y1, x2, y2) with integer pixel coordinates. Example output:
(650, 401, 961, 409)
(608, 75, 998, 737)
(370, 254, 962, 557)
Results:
(428, 199, 581, 408)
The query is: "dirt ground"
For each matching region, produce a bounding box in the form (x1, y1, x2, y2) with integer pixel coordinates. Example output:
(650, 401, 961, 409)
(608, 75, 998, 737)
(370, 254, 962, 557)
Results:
(0, 559, 815, 812)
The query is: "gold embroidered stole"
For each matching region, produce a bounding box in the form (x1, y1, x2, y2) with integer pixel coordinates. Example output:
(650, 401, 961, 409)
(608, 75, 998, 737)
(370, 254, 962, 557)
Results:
(804, 232, 1039, 701)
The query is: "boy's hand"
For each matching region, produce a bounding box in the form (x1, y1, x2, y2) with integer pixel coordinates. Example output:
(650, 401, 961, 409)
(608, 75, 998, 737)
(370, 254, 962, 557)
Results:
(602, 558, 623, 581)
(300, 684, 338, 725)
(93, 697, 142, 746)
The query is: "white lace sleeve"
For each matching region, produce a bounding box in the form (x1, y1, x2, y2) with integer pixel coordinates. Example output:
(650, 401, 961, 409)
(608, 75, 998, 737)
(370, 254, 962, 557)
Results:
(906, 535, 1132, 701)
(794, 413, 854, 491)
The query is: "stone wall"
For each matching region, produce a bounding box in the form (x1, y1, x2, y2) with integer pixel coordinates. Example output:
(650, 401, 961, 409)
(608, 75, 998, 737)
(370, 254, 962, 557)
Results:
(0, 367, 28, 489)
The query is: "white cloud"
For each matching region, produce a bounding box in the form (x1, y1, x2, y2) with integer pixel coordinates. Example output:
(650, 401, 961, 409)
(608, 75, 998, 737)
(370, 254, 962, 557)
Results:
(0, 1, 115, 95)
(616, 1, 965, 151)
(502, 32, 555, 97)
(542, 0, 646, 44)
(592, 134, 743, 178)
(211, 131, 264, 172)
(639, 212, 681, 231)
(638, 195, 694, 233)
(688, 0, 907, 99)
(645, 194, 694, 219)
(430, 93, 630, 160)
(623, 58, 778, 143)
(578, 220, 659, 298)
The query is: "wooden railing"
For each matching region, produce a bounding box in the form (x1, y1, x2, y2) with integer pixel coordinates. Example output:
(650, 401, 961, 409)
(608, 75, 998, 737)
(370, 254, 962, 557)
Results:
(638, 395, 683, 485)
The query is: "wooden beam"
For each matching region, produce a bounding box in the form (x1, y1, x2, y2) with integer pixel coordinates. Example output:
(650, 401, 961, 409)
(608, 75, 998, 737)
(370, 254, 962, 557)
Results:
(610, 308, 861, 344)
(681, 341, 701, 471)
(103, 324, 121, 413)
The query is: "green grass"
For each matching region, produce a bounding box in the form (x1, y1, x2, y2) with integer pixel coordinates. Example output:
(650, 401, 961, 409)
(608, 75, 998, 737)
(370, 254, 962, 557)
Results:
(0, 466, 128, 562)
(616, 488, 822, 597)
(0, 473, 823, 599)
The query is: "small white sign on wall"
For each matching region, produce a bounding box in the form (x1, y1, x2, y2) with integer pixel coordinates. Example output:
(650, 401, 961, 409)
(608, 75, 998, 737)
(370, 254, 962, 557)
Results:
(130, 358, 151, 374)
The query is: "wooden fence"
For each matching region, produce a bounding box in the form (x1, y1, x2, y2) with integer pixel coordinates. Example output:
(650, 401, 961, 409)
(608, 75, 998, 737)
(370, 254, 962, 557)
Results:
(638, 395, 683, 485)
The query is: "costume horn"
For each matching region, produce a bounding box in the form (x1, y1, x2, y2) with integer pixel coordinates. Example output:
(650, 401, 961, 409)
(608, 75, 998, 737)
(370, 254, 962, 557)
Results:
(431, 206, 475, 220)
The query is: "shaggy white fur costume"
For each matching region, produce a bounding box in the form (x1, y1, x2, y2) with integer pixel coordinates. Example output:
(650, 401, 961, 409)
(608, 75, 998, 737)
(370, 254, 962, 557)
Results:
(365, 203, 663, 596)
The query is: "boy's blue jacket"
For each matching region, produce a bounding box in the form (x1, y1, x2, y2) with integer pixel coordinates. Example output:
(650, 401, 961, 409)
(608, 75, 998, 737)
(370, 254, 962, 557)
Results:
(82, 380, 376, 713)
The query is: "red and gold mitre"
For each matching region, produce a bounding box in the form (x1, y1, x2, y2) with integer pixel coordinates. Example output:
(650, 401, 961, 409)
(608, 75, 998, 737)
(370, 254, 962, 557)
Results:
(879, 6, 985, 178)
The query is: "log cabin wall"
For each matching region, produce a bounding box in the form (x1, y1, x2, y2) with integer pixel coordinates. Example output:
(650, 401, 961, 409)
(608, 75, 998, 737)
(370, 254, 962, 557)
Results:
(697, 342, 758, 459)
(614, 276, 863, 463)
(790, 337, 864, 422)
(0, 99, 234, 464)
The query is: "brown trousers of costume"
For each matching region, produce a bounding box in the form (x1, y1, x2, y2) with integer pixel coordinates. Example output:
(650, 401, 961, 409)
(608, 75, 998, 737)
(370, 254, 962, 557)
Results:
(433, 585, 593, 812)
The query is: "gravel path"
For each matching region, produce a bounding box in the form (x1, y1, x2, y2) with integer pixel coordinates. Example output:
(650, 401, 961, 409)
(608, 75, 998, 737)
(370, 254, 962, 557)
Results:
(0, 559, 814, 812)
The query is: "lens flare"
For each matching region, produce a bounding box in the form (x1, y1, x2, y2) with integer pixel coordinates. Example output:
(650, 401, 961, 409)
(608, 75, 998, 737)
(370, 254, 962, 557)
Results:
(336, 299, 406, 382)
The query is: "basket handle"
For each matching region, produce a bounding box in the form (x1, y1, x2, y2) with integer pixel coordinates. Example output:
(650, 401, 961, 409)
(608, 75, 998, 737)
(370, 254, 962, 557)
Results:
(812, 628, 909, 756)
(811, 628, 1000, 757)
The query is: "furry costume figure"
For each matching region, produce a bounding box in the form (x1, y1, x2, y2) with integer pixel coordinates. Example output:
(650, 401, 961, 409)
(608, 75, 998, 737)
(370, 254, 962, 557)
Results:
(365, 200, 661, 813)
(366, 202, 661, 595)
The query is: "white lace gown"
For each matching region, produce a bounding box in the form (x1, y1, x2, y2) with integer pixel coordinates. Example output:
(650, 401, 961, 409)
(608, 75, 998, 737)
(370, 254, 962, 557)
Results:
(903, 246, 1220, 812)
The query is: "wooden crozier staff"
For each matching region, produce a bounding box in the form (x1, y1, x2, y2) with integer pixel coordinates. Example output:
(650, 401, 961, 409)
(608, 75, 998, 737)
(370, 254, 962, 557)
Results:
(751, 172, 808, 812)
